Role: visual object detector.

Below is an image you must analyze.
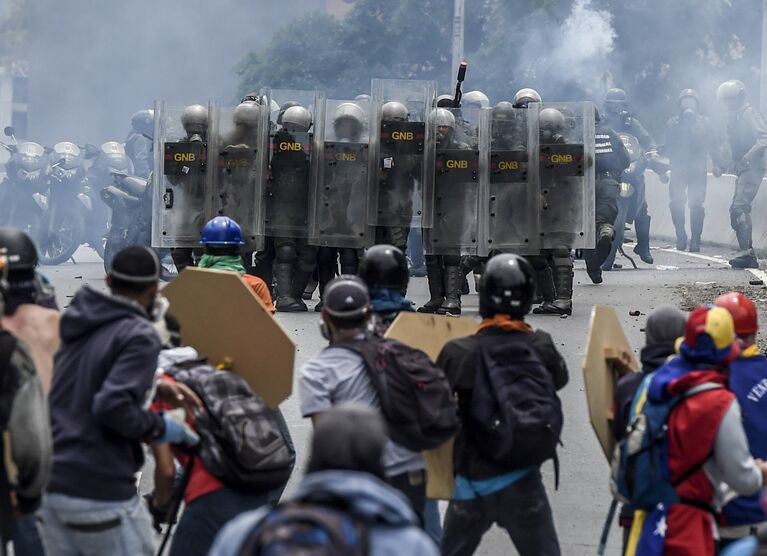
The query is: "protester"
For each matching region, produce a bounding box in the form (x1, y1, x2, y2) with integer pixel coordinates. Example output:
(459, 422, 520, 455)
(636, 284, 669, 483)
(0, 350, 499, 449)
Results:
(0, 227, 60, 394)
(625, 305, 767, 555)
(436, 253, 567, 556)
(297, 276, 430, 526)
(0, 248, 52, 556)
(197, 216, 274, 313)
(40, 246, 199, 556)
(358, 243, 413, 336)
(714, 292, 767, 544)
(208, 403, 439, 556)
(610, 304, 688, 550)
(147, 322, 295, 556)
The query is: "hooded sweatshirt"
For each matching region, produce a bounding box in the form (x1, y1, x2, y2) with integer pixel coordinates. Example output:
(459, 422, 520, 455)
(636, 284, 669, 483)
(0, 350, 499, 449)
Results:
(48, 286, 163, 501)
(208, 470, 439, 556)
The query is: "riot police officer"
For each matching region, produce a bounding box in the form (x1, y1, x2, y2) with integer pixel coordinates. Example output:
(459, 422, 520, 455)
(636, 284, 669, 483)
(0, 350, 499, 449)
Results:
(126, 109, 153, 179)
(512, 88, 542, 109)
(419, 108, 468, 315)
(584, 107, 631, 284)
(168, 104, 208, 273)
(664, 89, 722, 252)
(269, 105, 317, 312)
(315, 102, 367, 311)
(717, 80, 767, 269)
(601, 88, 663, 264)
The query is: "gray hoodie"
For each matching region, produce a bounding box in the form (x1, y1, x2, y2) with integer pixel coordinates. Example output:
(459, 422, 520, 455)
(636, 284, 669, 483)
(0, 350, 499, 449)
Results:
(209, 470, 439, 556)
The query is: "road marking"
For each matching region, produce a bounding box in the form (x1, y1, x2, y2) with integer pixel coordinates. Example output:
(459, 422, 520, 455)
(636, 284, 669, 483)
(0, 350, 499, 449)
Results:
(655, 247, 767, 284)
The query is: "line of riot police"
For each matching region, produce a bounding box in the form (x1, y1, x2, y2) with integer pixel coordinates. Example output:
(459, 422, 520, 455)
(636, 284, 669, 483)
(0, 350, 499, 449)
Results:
(149, 80, 598, 315)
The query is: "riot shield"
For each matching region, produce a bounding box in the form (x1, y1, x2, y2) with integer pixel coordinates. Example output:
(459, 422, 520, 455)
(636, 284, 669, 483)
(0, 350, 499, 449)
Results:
(151, 101, 214, 248)
(532, 102, 596, 250)
(368, 79, 436, 229)
(263, 89, 322, 238)
(210, 102, 269, 249)
(310, 99, 372, 248)
(424, 106, 483, 256)
(481, 105, 537, 254)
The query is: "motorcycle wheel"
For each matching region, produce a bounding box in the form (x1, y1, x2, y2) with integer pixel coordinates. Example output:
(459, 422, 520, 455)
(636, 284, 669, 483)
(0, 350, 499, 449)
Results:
(38, 209, 84, 266)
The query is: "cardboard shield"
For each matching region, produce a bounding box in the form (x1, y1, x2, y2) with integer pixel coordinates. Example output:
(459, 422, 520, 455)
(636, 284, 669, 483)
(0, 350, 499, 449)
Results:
(582, 305, 638, 461)
(163, 267, 295, 408)
(385, 312, 478, 499)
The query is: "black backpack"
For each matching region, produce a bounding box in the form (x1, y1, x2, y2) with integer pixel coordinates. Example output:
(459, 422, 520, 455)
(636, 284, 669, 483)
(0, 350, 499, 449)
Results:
(165, 362, 293, 494)
(0, 331, 21, 545)
(469, 332, 563, 471)
(338, 337, 459, 452)
(238, 501, 368, 556)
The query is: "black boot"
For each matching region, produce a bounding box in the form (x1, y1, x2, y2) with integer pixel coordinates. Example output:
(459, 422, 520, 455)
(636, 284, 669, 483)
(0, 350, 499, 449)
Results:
(534, 259, 573, 315)
(670, 206, 687, 251)
(418, 258, 445, 313)
(532, 266, 555, 305)
(274, 263, 306, 312)
(437, 265, 462, 316)
(633, 215, 654, 264)
(689, 207, 704, 252)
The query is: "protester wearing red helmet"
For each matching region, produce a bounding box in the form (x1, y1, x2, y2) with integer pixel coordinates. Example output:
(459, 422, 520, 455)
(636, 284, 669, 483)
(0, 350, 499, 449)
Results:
(714, 292, 767, 545)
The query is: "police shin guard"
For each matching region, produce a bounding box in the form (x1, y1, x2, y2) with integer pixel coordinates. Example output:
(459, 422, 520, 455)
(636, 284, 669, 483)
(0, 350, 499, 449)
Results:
(273, 262, 306, 313)
(438, 264, 462, 316)
(534, 255, 573, 316)
(689, 207, 704, 252)
(670, 206, 688, 251)
(632, 215, 654, 264)
(418, 257, 445, 313)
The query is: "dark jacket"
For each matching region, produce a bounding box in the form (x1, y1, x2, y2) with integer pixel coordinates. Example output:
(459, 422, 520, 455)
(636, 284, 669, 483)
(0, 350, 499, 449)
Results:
(436, 327, 568, 480)
(595, 124, 631, 178)
(48, 286, 163, 501)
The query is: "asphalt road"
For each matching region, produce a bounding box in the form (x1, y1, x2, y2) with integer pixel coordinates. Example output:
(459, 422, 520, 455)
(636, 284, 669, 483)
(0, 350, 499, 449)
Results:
(42, 241, 764, 555)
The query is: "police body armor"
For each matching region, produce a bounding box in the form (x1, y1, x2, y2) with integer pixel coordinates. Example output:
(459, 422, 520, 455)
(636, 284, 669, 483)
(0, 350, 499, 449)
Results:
(311, 100, 372, 248)
(424, 106, 483, 255)
(368, 79, 437, 229)
(532, 102, 596, 250)
(211, 103, 268, 249)
(152, 102, 214, 248)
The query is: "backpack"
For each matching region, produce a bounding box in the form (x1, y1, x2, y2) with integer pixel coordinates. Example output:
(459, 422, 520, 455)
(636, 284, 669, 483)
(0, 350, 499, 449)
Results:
(610, 375, 722, 510)
(238, 501, 368, 556)
(468, 332, 563, 470)
(337, 337, 459, 452)
(0, 331, 21, 545)
(165, 362, 293, 494)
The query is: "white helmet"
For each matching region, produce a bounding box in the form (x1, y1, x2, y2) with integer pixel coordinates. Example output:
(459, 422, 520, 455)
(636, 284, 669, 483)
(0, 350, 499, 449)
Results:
(431, 108, 456, 130)
(462, 90, 490, 109)
(382, 101, 408, 122)
(181, 104, 208, 135)
(233, 101, 262, 127)
(281, 105, 312, 133)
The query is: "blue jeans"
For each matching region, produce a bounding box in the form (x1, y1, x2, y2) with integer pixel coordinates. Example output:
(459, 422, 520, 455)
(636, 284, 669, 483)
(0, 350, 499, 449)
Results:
(38, 493, 155, 556)
(169, 488, 271, 556)
(13, 514, 45, 556)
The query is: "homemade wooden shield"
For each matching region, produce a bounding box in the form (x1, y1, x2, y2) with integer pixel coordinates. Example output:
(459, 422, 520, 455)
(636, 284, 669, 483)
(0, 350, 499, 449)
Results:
(385, 312, 478, 499)
(163, 267, 295, 408)
(582, 305, 638, 461)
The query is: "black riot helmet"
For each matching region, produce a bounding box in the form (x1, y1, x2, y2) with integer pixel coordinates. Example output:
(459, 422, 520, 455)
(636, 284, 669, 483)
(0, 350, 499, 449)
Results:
(358, 244, 409, 291)
(479, 254, 536, 319)
(0, 227, 38, 274)
(604, 88, 627, 114)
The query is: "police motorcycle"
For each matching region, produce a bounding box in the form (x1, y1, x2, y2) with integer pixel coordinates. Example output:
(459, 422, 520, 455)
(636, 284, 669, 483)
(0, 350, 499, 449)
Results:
(0, 127, 48, 240)
(36, 141, 93, 265)
(602, 132, 668, 270)
(85, 141, 135, 260)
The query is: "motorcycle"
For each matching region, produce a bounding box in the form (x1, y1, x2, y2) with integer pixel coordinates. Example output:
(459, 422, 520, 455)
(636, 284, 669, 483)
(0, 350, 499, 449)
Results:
(99, 171, 152, 274)
(602, 132, 669, 270)
(0, 127, 48, 240)
(36, 142, 92, 265)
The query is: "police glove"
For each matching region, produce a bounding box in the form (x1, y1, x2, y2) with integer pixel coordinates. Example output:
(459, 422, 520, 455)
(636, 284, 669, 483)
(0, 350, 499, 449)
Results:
(153, 411, 200, 446)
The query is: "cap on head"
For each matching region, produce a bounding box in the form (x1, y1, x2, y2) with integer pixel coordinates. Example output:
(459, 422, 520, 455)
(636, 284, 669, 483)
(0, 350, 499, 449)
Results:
(109, 245, 160, 285)
(714, 291, 758, 336)
(381, 101, 408, 122)
(200, 216, 245, 246)
(358, 244, 409, 291)
(323, 275, 370, 321)
(512, 88, 541, 108)
(479, 254, 536, 319)
(307, 402, 386, 479)
(680, 305, 739, 364)
(462, 90, 490, 109)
